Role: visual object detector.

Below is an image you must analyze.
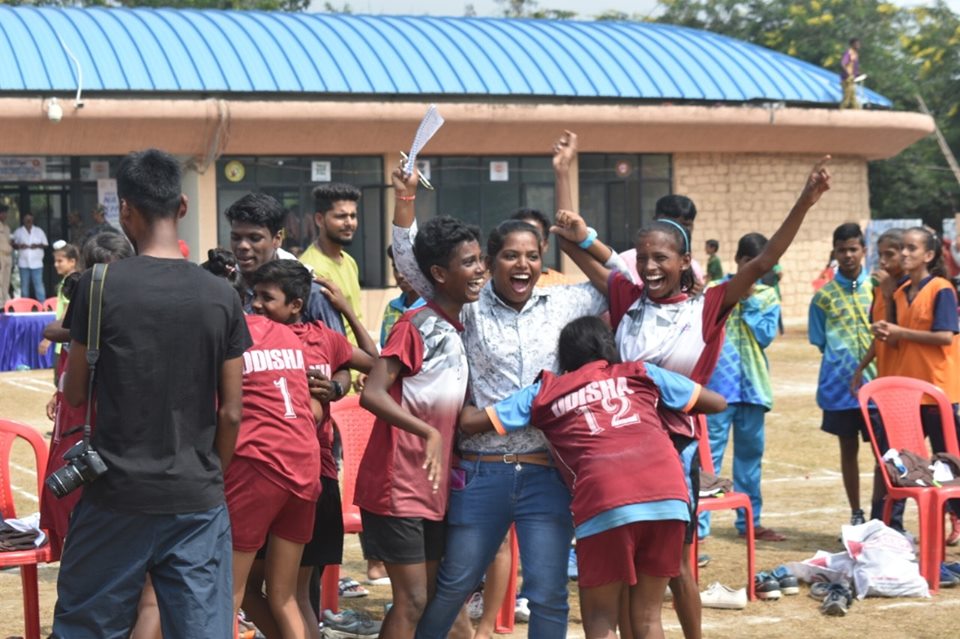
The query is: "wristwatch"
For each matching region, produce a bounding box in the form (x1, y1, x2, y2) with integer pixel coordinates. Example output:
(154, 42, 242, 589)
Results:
(331, 380, 345, 400)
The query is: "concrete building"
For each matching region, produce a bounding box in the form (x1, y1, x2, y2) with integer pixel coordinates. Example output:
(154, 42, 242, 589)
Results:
(0, 7, 933, 323)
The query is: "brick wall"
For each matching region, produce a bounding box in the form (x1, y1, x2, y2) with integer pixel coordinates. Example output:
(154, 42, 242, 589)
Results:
(677, 153, 869, 324)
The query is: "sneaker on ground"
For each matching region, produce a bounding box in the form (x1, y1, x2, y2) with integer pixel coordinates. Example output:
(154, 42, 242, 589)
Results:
(770, 565, 799, 595)
(698, 554, 711, 568)
(809, 581, 833, 600)
(753, 572, 782, 600)
(948, 513, 960, 547)
(514, 597, 530, 622)
(322, 609, 381, 639)
(338, 577, 369, 599)
(940, 563, 960, 588)
(820, 583, 853, 616)
(850, 509, 866, 526)
(700, 582, 747, 610)
(466, 591, 484, 620)
(568, 547, 579, 580)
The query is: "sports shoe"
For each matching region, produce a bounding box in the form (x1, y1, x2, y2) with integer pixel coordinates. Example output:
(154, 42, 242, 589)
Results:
(338, 577, 369, 599)
(819, 583, 853, 616)
(466, 591, 484, 620)
(940, 563, 960, 588)
(698, 554, 711, 568)
(850, 509, 866, 526)
(948, 513, 960, 546)
(514, 596, 530, 622)
(322, 609, 381, 638)
(700, 582, 747, 610)
(771, 565, 799, 595)
(568, 547, 579, 580)
(809, 581, 832, 600)
(754, 572, 781, 600)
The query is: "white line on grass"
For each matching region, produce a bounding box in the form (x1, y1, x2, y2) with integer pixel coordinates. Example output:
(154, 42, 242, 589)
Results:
(2, 377, 54, 394)
(875, 599, 960, 610)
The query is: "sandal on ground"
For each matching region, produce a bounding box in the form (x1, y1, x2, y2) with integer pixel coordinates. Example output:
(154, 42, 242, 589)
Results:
(339, 577, 370, 598)
(363, 576, 391, 586)
(740, 526, 787, 542)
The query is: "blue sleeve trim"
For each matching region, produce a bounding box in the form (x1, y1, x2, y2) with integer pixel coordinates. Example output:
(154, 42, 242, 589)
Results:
(645, 363, 698, 411)
(575, 501, 690, 539)
(932, 288, 959, 333)
(492, 382, 542, 432)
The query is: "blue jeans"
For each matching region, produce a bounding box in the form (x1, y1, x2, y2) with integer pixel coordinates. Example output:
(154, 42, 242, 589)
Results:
(53, 497, 233, 639)
(416, 459, 573, 639)
(698, 403, 765, 537)
(19, 266, 44, 300)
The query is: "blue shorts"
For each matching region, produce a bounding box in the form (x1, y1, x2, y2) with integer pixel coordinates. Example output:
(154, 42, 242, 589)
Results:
(52, 497, 233, 639)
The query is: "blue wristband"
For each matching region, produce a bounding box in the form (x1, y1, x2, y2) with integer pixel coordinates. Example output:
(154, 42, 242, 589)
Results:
(578, 227, 598, 250)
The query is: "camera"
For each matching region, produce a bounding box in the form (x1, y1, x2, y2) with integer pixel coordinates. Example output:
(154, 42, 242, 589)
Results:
(45, 440, 108, 498)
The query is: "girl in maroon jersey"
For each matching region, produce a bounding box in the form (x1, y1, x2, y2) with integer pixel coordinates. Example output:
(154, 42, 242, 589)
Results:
(459, 317, 726, 639)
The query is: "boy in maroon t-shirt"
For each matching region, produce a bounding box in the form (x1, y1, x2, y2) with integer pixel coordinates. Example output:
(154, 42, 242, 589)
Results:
(460, 317, 726, 639)
(357, 215, 485, 639)
(239, 259, 378, 637)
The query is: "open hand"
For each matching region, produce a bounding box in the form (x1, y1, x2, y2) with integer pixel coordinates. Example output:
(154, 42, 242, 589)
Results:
(315, 276, 349, 313)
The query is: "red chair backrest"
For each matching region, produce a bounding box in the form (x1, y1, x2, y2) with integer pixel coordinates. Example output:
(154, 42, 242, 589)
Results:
(0, 420, 49, 520)
(330, 395, 377, 515)
(3, 298, 42, 313)
(42, 297, 57, 312)
(858, 376, 960, 486)
(694, 414, 717, 475)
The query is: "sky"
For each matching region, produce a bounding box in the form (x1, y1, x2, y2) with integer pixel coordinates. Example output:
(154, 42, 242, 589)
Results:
(327, 0, 960, 17)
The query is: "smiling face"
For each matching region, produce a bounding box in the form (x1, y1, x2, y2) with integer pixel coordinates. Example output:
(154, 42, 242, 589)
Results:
(251, 281, 302, 324)
(488, 231, 542, 309)
(877, 238, 904, 279)
(316, 200, 358, 247)
(230, 221, 281, 276)
(433, 240, 485, 305)
(901, 230, 934, 278)
(833, 237, 865, 280)
(634, 230, 690, 299)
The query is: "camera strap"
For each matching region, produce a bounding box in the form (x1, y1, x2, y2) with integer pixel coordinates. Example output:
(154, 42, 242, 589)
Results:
(83, 263, 108, 447)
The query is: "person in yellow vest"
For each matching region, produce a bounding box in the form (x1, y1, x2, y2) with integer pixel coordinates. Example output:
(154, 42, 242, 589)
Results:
(299, 183, 364, 381)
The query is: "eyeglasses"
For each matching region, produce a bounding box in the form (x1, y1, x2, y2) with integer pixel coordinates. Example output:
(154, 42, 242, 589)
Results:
(399, 152, 434, 191)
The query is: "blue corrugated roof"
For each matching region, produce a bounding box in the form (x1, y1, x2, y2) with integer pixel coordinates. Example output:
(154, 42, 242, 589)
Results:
(0, 7, 892, 107)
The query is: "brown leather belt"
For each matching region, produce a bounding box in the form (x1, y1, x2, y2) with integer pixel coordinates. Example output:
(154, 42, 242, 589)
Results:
(459, 453, 553, 467)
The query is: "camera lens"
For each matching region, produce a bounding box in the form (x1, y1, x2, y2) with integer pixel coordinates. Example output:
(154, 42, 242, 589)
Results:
(45, 464, 83, 498)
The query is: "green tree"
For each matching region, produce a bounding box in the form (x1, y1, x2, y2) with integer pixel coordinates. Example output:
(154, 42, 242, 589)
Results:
(494, 0, 575, 19)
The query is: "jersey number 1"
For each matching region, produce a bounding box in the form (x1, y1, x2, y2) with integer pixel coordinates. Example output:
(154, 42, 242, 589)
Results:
(274, 377, 298, 419)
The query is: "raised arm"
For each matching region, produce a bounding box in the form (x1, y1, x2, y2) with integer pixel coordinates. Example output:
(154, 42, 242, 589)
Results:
(723, 156, 832, 310)
(552, 209, 619, 296)
(553, 130, 577, 213)
(390, 164, 435, 300)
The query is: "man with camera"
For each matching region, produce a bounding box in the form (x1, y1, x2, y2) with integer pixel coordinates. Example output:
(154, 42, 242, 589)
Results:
(52, 149, 251, 638)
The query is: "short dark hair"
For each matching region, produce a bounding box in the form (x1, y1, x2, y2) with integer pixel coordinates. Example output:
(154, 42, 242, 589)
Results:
(850, 37, 860, 46)
(386, 244, 394, 261)
(877, 227, 904, 249)
(655, 195, 697, 222)
(414, 216, 481, 285)
(706, 239, 719, 251)
(201, 248, 240, 287)
(558, 316, 621, 373)
(486, 220, 542, 260)
(81, 229, 134, 267)
(833, 222, 865, 247)
(54, 242, 81, 265)
(248, 259, 312, 305)
(735, 232, 768, 261)
(225, 192, 287, 236)
(21, 211, 33, 219)
(511, 208, 551, 238)
(314, 183, 361, 214)
(116, 149, 183, 220)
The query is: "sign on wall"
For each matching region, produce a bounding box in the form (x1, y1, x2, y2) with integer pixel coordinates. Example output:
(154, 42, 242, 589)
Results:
(0, 157, 44, 182)
(489, 161, 509, 182)
(98, 179, 120, 228)
(311, 161, 332, 182)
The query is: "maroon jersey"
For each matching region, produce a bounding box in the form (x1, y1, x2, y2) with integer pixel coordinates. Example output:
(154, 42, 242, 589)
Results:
(233, 315, 320, 500)
(354, 304, 468, 520)
(289, 321, 354, 481)
(488, 360, 696, 528)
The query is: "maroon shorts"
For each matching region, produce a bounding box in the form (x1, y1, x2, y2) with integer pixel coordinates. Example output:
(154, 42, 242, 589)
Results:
(225, 457, 316, 552)
(576, 520, 686, 588)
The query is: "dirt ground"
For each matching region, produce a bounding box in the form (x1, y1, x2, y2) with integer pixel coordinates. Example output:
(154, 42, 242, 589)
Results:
(3, 331, 960, 638)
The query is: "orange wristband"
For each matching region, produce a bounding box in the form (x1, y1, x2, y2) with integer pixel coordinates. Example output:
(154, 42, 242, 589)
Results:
(397, 195, 416, 201)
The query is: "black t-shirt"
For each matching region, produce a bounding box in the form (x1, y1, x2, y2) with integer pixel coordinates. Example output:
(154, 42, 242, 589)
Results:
(64, 256, 251, 514)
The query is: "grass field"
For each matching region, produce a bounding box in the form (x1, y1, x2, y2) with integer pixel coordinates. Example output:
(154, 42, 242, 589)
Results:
(3, 331, 960, 638)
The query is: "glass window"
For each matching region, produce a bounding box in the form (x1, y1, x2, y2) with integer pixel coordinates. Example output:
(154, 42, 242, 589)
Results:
(579, 154, 673, 253)
(217, 156, 385, 286)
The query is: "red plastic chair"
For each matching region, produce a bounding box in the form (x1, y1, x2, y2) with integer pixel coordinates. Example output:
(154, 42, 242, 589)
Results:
(0, 419, 54, 639)
(691, 415, 756, 600)
(3, 297, 43, 313)
(858, 376, 960, 593)
(320, 395, 378, 614)
(42, 297, 58, 312)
